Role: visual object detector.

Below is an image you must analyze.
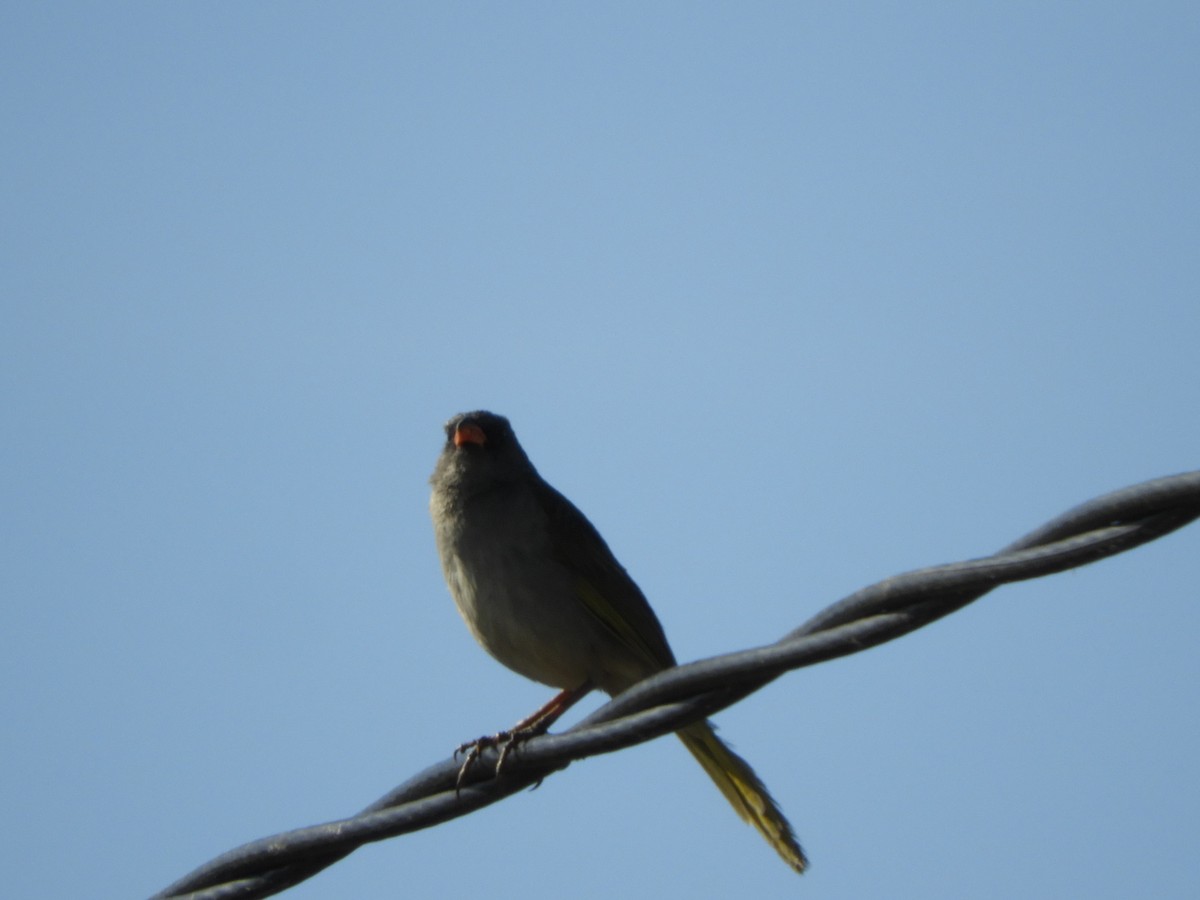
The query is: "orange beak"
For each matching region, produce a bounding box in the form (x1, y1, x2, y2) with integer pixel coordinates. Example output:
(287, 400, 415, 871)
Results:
(454, 422, 487, 447)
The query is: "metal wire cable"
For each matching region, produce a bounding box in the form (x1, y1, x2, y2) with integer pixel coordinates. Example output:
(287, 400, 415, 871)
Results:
(151, 470, 1200, 900)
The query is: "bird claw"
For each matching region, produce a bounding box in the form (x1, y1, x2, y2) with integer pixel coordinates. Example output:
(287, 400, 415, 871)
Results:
(453, 686, 590, 797)
(454, 729, 523, 795)
(456, 724, 547, 796)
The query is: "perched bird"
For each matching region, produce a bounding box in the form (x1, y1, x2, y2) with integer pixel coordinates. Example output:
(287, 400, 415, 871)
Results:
(429, 410, 806, 873)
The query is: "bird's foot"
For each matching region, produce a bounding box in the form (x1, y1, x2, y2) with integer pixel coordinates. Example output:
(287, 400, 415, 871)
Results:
(452, 684, 592, 796)
(453, 727, 537, 794)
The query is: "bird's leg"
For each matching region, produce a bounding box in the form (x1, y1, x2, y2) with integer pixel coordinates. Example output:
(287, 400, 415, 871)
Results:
(455, 682, 592, 793)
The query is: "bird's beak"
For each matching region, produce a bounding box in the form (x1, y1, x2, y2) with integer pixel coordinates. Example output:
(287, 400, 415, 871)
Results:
(454, 422, 487, 447)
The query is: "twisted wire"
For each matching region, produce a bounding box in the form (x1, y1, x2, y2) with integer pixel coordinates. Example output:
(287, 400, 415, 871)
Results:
(152, 470, 1200, 900)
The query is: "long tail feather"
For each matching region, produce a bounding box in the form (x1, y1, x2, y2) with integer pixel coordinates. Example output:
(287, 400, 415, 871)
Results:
(677, 721, 808, 873)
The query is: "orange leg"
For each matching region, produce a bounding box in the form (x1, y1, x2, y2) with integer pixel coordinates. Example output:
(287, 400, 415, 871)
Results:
(455, 682, 592, 792)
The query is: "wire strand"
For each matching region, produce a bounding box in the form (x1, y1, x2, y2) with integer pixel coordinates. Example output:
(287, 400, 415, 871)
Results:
(151, 470, 1200, 900)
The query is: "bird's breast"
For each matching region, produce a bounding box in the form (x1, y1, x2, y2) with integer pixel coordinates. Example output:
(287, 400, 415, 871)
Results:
(434, 487, 600, 689)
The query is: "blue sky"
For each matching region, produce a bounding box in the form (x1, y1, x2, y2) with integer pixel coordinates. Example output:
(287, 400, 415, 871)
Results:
(3, 4, 1198, 898)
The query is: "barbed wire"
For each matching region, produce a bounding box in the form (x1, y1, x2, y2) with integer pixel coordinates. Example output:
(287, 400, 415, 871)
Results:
(151, 470, 1200, 900)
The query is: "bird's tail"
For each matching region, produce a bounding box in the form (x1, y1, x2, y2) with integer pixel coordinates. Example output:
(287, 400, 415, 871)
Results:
(677, 721, 807, 873)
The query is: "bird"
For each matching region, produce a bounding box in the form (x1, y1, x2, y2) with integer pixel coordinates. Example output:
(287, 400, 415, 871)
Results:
(429, 410, 807, 873)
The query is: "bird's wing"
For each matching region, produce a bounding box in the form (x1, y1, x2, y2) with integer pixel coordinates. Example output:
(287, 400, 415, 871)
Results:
(535, 479, 677, 671)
